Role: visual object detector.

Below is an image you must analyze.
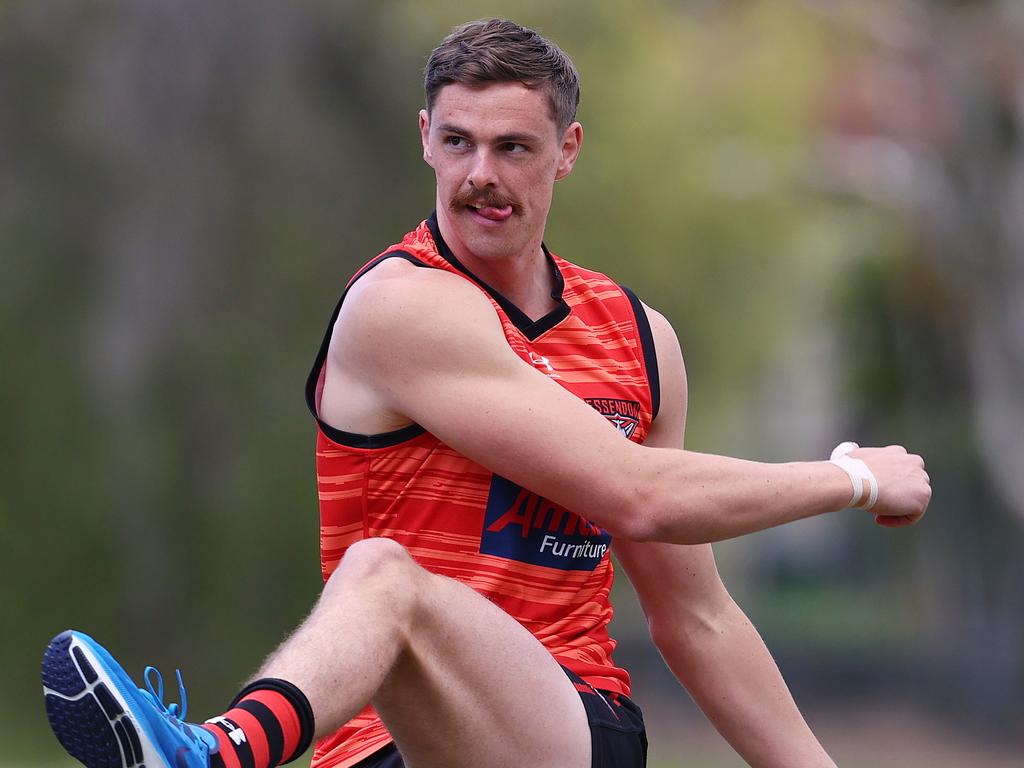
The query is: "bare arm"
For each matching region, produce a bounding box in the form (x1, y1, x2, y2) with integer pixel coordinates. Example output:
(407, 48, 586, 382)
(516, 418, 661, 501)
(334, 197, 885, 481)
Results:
(330, 265, 930, 544)
(616, 539, 837, 768)
(615, 303, 836, 767)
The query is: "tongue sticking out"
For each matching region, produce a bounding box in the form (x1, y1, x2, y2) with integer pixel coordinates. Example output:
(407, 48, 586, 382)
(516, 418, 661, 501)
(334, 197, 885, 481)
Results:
(474, 205, 514, 222)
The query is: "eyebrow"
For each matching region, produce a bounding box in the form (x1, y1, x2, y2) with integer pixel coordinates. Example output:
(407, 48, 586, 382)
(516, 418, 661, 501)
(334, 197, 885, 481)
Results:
(435, 122, 542, 145)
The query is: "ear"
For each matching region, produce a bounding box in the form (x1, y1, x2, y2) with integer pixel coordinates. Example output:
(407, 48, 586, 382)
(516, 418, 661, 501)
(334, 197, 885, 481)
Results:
(554, 122, 583, 181)
(419, 109, 434, 168)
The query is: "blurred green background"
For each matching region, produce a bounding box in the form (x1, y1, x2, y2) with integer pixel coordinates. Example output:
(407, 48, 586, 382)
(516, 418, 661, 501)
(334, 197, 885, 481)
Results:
(2, 0, 1022, 765)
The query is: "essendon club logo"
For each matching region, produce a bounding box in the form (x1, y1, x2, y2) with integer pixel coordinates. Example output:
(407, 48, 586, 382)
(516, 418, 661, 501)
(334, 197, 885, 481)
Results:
(480, 475, 611, 571)
(585, 398, 641, 440)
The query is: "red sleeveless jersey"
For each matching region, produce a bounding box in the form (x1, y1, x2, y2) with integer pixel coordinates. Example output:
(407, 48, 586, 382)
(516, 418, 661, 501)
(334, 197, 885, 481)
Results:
(305, 214, 660, 768)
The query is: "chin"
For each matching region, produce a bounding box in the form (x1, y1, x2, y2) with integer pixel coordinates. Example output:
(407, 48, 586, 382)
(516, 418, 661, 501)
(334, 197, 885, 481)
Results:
(451, 215, 525, 259)
(462, 232, 521, 261)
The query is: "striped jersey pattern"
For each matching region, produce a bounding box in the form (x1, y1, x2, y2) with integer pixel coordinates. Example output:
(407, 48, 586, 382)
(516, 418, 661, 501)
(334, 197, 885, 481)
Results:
(304, 214, 659, 768)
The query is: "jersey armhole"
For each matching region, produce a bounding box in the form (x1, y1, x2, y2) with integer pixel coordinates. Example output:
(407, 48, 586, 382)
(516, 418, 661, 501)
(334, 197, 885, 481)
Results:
(619, 285, 661, 421)
(304, 250, 431, 448)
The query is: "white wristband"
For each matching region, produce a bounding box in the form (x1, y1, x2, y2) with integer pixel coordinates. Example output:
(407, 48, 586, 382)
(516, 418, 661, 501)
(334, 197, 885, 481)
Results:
(829, 441, 878, 510)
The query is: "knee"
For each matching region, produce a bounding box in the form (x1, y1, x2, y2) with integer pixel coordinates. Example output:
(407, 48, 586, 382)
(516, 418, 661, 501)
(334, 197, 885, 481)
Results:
(340, 536, 413, 571)
(325, 538, 422, 602)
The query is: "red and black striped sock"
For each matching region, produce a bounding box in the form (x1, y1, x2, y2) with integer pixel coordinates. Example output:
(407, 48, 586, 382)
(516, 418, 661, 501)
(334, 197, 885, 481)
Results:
(201, 678, 314, 768)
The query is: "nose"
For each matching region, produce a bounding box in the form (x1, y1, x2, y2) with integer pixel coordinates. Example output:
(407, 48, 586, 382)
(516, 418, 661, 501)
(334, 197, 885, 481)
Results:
(467, 148, 498, 190)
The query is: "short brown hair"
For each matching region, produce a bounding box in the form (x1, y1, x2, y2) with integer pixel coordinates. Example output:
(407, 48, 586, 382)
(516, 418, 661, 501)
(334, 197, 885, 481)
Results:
(424, 19, 581, 132)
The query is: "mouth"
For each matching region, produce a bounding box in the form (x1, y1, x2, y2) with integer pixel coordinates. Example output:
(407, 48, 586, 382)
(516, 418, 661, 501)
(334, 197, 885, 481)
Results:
(465, 202, 515, 224)
(450, 190, 518, 225)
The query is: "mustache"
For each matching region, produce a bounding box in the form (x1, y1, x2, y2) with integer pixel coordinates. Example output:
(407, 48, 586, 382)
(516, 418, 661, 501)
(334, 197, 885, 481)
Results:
(449, 188, 519, 212)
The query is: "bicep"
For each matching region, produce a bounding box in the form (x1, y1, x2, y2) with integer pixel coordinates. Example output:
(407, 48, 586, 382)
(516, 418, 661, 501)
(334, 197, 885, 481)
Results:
(333, 270, 647, 534)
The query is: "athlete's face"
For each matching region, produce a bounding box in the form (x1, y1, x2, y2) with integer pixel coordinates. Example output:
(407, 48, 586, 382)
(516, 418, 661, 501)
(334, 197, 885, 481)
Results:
(420, 82, 582, 264)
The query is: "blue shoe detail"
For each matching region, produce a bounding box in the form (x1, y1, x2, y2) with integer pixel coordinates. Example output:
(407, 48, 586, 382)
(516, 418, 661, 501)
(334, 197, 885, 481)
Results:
(42, 630, 218, 768)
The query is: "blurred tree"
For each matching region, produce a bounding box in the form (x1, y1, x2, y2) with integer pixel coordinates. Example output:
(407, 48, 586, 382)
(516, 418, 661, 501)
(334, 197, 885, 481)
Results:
(0, 0, 431, 755)
(812, 0, 1024, 728)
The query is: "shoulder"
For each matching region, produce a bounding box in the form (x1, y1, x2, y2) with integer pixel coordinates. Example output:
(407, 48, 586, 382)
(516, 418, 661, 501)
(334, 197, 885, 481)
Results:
(553, 255, 627, 301)
(635, 298, 667, 328)
(330, 258, 509, 376)
(554, 254, 615, 284)
(344, 258, 498, 330)
(632, 297, 688, 442)
(631, 298, 681, 363)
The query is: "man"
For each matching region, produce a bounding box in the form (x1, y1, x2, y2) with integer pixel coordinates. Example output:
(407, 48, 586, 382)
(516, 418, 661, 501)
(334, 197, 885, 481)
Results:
(42, 19, 930, 768)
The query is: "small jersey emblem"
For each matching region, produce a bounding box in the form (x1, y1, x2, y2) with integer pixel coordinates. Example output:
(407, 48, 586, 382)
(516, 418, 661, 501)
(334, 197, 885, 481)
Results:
(529, 351, 561, 379)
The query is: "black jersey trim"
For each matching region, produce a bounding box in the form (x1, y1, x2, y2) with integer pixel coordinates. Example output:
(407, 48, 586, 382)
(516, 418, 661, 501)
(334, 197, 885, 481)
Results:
(304, 250, 430, 449)
(620, 285, 661, 421)
(426, 211, 571, 341)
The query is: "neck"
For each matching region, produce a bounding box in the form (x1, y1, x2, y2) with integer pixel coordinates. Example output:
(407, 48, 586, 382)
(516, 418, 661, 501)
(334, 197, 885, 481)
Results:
(435, 210, 559, 320)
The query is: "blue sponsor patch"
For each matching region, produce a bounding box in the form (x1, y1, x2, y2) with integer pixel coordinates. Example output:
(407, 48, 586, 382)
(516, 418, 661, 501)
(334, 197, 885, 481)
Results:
(480, 475, 611, 571)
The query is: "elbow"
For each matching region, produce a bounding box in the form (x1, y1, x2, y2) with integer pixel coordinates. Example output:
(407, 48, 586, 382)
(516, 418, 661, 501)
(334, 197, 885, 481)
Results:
(617, 510, 662, 542)
(646, 611, 701, 671)
(648, 618, 685, 656)
(606, 489, 710, 545)
(604, 487, 670, 543)
(649, 598, 736, 657)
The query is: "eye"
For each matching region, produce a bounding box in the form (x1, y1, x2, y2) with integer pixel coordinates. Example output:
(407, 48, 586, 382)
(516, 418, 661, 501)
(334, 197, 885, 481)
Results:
(503, 142, 527, 154)
(445, 135, 469, 149)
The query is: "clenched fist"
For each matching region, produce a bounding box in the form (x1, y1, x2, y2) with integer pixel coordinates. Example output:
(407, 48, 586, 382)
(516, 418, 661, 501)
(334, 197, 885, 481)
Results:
(848, 445, 931, 527)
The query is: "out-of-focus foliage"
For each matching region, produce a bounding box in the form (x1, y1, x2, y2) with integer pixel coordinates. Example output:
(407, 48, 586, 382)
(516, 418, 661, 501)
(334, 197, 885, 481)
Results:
(1, 0, 1020, 764)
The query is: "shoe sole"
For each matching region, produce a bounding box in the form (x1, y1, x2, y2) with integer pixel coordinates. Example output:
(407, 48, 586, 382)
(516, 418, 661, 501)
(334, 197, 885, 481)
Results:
(42, 631, 168, 768)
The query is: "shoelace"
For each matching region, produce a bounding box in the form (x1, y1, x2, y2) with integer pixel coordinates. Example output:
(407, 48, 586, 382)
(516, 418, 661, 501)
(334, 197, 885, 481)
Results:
(141, 666, 189, 722)
(137, 666, 216, 762)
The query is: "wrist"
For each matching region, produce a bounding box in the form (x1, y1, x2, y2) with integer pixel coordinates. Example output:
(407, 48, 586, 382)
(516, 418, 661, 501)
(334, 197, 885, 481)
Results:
(791, 460, 856, 514)
(828, 442, 878, 509)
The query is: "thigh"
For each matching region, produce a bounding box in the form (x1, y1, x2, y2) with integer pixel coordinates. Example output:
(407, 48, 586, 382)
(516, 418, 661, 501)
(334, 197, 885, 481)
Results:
(372, 566, 591, 768)
(355, 670, 648, 768)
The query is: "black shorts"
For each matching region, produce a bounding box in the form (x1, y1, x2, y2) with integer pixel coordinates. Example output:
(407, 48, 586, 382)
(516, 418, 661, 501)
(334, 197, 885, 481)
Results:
(353, 666, 647, 768)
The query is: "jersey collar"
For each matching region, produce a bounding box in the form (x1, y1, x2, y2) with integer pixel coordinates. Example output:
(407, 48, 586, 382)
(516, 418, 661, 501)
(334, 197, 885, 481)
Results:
(427, 211, 571, 341)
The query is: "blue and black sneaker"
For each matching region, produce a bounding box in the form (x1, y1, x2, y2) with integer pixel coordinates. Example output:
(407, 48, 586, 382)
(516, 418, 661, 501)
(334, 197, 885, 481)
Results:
(42, 630, 218, 768)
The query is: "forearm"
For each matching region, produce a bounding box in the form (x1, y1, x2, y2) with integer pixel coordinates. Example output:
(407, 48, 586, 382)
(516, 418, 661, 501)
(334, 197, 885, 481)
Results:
(654, 601, 836, 768)
(629, 449, 852, 544)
